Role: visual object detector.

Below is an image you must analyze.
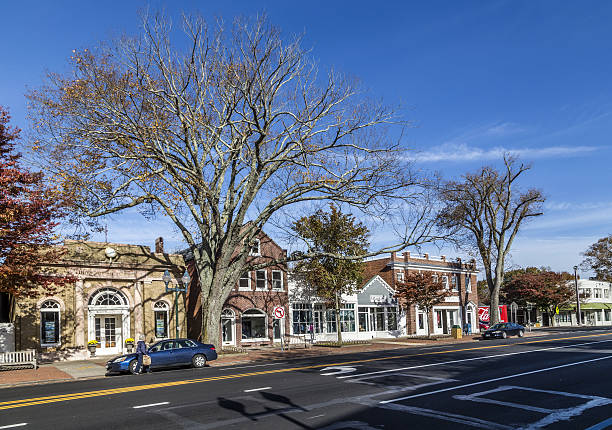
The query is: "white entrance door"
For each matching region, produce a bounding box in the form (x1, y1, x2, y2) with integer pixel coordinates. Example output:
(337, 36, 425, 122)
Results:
(415, 307, 428, 336)
(95, 315, 122, 355)
(221, 316, 235, 346)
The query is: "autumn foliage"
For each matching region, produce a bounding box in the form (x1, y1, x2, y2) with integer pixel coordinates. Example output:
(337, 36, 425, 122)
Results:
(395, 271, 452, 336)
(0, 106, 70, 297)
(503, 269, 574, 324)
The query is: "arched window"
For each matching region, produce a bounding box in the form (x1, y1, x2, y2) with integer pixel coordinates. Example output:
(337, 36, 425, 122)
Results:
(88, 288, 128, 306)
(154, 301, 169, 338)
(241, 309, 267, 340)
(40, 300, 61, 346)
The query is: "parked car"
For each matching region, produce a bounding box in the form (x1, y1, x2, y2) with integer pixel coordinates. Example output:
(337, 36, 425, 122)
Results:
(106, 338, 217, 374)
(481, 322, 525, 339)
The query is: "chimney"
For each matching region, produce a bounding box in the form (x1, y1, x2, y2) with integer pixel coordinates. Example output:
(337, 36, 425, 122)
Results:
(424, 253, 429, 260)
(155, 237, 164, 254)
(403, 251, 410, 261)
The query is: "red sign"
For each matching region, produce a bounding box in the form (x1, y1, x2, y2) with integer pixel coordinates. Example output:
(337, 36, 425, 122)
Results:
(273, 306, 285, 319)
(478, 305, 508, 330)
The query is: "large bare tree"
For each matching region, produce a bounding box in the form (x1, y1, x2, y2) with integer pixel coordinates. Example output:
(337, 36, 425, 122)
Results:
(438, 156, 545, 325)
(27, 13, 440, 343)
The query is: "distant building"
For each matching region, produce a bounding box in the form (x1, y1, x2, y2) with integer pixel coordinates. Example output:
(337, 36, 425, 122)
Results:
(4, 239, 187, 359)
(288, 251, 479, 341)
(558, 279, 612, 326)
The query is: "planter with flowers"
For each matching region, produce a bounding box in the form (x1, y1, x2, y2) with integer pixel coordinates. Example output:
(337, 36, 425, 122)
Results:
(87, 340, 99, 356)
(125, 338, 135, 353)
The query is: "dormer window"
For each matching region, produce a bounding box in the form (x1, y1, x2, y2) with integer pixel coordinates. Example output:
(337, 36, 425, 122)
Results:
(250, 239, 261, 256)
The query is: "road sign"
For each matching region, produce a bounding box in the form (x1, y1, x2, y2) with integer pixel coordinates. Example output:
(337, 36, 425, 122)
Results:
(555, 306, 560, 315)
(273, 306, 285, 319)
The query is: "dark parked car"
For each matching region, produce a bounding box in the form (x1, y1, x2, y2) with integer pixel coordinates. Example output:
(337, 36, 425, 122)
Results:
(106, 338, 217, 374)
(482, 322, 525, 339)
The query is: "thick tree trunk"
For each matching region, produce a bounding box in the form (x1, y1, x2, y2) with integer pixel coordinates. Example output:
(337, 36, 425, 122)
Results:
(489, 277, 502, 325)
(198, 264, 239, 346)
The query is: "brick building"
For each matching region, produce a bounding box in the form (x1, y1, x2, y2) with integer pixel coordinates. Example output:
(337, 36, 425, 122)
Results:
(3, 239, 187, 359)
(288, 251, 479, 341)
(184, 232, 289, 348)
(363, 251, 479, 336)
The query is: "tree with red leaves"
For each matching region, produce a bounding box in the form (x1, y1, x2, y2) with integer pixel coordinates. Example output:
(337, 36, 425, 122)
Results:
(503, 269, 574, 326)
(395, 271, 452, 337)
(0, 106, 69, 300)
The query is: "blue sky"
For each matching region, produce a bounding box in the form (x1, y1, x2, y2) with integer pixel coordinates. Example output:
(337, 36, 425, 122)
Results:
(1, 1, 611, 276)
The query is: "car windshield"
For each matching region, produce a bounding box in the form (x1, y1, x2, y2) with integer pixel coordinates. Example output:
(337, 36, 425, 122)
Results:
(491, 323, 508, 329)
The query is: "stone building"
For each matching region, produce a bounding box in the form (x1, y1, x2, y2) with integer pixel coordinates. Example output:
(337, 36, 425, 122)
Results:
(184, 232, 289, 348)
(7, 239, 187, 359)
(288, 251, 479, 341)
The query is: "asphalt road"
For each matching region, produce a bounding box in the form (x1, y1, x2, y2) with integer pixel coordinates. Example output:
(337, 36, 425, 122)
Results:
(2, 328, 612, 429)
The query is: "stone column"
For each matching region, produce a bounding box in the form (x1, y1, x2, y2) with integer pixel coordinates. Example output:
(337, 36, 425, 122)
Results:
(134, 281, 144, 338)
(74, 279, 85, 347)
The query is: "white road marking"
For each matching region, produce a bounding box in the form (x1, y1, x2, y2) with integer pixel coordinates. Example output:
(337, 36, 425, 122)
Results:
(308, 414, 326, 419)
(455, 385, 612, 428)
(0, 424, 28, 429)
(220, 362, 287, 371)
(586, 417, 612, 430)
(380, 354, 612, 404)
(320, 366, 358, 376)
(244, 386, 272, 392)
(133, 402, 170, 409)
(340, 338, 612, 380)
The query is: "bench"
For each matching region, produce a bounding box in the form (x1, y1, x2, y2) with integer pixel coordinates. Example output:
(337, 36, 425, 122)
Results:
(0, 350, 37, 370)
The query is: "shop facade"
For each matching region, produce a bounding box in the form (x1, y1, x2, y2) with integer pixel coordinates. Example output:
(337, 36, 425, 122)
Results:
(9, 239, 187, 359)
(288, 251, 479, 341)
(184, 232, 289, 348)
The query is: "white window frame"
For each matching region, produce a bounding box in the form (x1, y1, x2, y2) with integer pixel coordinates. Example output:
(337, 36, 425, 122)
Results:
(40, 300, 61, 347)
(271, 270, 283, 290)
(442, 276, 449, 290)
(465, 275, 472, 293)
(255, 270, 267, 290)
(241, 308, 268, 342)
(153, 301, 169, 339)
(249, 239, 261, 256)
(451, 274, 459, 292)
(396, 271, 404, 282)
(239, 272, 252, 291)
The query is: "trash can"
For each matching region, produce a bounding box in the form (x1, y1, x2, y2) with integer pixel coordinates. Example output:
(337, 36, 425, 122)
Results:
(451, 324, 462, 339)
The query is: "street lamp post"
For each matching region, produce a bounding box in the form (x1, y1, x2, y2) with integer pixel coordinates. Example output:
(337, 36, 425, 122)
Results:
(574, 265, 581, 326)
(163, 269, 191, 338)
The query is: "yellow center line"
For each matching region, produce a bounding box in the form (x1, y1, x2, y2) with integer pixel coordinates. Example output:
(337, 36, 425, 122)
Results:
(2, 331, 611, 410)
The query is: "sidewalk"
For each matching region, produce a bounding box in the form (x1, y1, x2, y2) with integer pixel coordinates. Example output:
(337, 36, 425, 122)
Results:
(0, 331, 546, 389)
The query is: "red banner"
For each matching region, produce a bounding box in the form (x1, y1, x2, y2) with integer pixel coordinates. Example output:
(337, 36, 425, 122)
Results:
(478, 305, 507, 329)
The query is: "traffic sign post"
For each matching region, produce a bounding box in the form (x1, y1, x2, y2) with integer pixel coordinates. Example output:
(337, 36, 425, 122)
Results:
(273, 306, 286, 351)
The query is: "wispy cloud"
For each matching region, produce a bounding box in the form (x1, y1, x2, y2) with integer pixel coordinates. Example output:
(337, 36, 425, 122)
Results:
(408, 142, 598, 163)
(544, 201, 612, 211)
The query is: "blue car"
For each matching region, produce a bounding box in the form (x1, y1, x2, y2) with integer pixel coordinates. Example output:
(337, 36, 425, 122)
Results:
(106, 338, 217, 374)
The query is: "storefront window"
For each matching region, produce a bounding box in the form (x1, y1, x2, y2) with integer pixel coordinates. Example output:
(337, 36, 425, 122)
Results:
(358, 307, 369, 332)
(387, 308, 398, 331)
(292, 303, 312, 334)
(154, 301, 169, 338)
(242, 309, 266, 340)
(326, 309, 336, 333)
(40, 300, 60, 346)
(340, 304, 355, 332)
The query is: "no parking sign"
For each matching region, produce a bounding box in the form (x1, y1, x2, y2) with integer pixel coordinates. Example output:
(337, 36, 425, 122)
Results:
(273, 306, 285, 319)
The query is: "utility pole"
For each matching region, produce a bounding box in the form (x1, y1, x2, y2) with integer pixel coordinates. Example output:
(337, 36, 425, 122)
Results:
(574, 265, 581, 326)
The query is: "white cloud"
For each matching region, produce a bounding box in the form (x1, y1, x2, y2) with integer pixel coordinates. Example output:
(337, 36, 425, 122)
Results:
(408, 142, 598, 163)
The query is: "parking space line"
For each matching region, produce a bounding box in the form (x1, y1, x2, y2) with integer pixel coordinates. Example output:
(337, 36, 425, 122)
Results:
(585, 417, 612, 430)
(340, 338, 612, 380)
(380, 354, 612, 404)
(244, 387, 271, 393)
(133, 402, 170, 409)
(0, 425, 28, 429)
(379, 403, 512, 430)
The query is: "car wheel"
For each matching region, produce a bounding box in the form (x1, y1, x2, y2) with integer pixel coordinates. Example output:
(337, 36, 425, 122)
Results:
(501, 331, 507, 339)
(192, 354, 207, 368)
(129, 359, 138, 374)
(518, 330, 524, 337)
